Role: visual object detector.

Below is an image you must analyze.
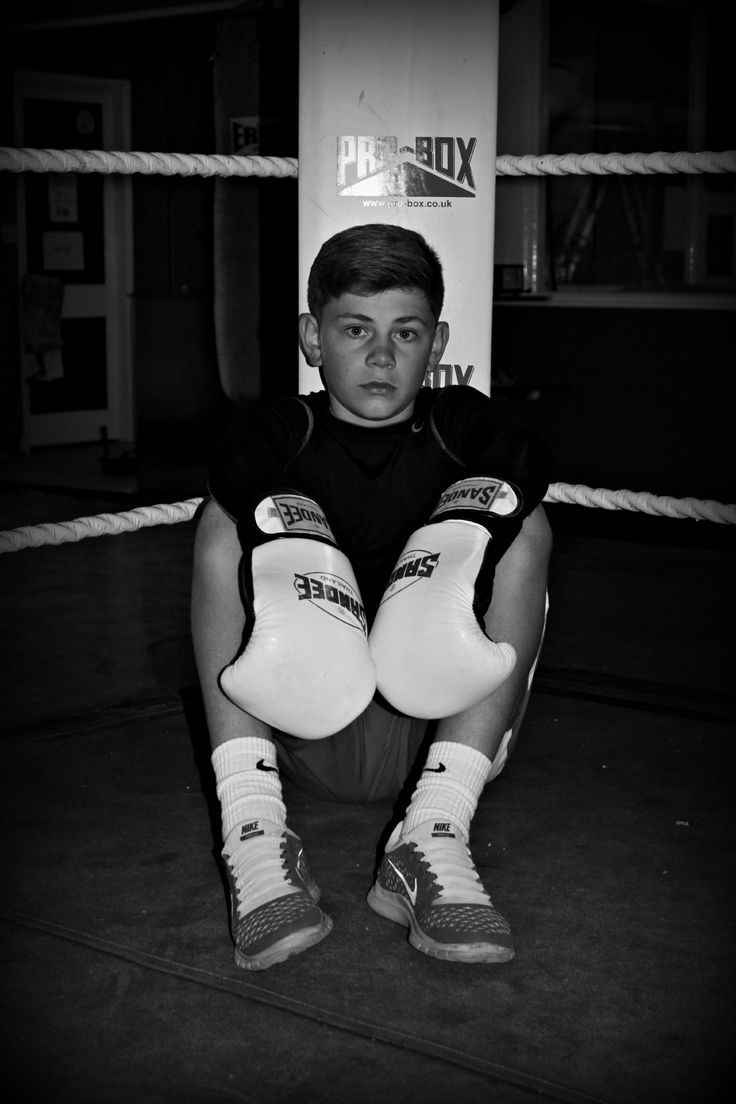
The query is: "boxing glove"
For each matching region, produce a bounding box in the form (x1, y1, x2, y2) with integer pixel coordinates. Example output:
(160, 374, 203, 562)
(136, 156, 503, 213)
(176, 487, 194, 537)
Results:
(369, 476, 522, 719)
(220, 490, 376, 738)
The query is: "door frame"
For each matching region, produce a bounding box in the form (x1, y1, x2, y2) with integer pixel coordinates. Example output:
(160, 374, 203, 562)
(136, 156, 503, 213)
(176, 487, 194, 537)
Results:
(14, 70, 134, 448)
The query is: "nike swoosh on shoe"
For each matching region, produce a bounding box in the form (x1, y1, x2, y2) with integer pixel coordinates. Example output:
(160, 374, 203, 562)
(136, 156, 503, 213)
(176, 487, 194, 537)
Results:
(387, 857, 418, 905)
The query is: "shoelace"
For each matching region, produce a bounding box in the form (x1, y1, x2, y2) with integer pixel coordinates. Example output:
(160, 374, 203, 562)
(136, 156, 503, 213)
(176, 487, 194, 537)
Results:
(414, 837, 492, 905)
(229, 832, 298, 916)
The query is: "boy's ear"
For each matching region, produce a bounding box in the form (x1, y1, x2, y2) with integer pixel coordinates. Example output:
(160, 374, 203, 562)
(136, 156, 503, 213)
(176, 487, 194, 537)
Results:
(298, 313, 323, 367)
(429, 320, 450, 369)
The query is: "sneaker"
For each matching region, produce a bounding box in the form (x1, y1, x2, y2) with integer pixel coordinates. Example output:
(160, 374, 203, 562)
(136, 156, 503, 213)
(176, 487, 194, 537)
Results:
(366, 819, 514, 963)
(222, 818, 332, 970)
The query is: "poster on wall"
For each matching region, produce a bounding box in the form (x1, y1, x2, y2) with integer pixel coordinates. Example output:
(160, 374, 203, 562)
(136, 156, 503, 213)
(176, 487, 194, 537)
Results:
(298, 0, 499, 395)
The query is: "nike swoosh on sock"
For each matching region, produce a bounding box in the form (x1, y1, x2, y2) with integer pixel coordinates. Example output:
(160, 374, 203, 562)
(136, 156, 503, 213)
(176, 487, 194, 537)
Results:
(256, 759, 279, 772)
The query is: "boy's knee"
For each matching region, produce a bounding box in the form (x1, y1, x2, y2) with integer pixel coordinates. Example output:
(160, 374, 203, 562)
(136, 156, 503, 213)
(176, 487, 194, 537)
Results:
(522, 504, 553, 557)
(500, 505, 552, 579)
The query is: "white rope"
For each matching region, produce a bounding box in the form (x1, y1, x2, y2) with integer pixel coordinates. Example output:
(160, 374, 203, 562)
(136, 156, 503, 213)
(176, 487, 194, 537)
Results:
(1, 485, 733, 554)
(0, 148, 298, 179)
(1, 147, 734, 179)
(1, 141, 732, 552)
(494, 150, 736, 176)
(543, 484, 736, 524)
(0, 499, 203, 553)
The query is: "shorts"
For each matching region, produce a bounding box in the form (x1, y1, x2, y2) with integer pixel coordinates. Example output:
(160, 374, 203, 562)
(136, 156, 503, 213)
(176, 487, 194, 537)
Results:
(272, 596, 547, 805)
(273, 699, 431, 804)
(273, 696, 521, 805)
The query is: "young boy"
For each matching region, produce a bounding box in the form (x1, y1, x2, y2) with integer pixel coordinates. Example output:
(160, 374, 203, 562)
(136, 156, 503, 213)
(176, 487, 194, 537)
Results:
(191, 223, 552, 971)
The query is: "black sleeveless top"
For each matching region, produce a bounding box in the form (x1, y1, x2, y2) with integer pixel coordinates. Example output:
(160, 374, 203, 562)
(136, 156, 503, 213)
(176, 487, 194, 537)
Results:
(209, 386, 551, 622)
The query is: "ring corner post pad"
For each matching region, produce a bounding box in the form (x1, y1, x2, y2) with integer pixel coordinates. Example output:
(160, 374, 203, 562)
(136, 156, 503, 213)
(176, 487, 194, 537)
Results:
(297, 0, 500, 397)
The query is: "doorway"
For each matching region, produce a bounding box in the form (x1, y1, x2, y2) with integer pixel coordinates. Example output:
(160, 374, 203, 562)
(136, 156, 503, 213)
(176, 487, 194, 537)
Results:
(14, 71, 134, 449)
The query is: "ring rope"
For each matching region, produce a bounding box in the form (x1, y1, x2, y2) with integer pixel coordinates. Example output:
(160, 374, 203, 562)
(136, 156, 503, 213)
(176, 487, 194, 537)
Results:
(0, 148, 298, 179)
(545, 484, 735, 523)
(1, 147, 734, 179)
(1, 143, 733, 553)
(1, 484, 734, 554)
(494, 150, 736, 176)
(0, 499, 202, 554)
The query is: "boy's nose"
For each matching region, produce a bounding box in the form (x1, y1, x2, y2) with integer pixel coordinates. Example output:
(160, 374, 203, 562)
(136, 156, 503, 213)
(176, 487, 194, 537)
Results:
(366, 338, 395, 368)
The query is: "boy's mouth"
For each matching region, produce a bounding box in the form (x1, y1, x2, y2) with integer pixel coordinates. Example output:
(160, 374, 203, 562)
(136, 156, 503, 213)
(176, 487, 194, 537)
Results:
(361, 381, 395, 393)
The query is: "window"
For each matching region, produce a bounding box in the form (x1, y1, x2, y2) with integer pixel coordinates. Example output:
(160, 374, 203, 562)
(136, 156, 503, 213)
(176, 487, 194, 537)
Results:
(546, 0, 735, 295)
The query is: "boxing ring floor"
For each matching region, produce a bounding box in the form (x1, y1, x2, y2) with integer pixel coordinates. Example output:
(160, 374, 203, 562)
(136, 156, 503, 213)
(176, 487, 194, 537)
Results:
(1, 484, 734, 1104)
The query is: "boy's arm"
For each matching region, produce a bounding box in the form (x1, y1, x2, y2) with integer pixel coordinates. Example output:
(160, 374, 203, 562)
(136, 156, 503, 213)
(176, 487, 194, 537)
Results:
(191, 497, 272, 748)
(432, 386, 553, 519)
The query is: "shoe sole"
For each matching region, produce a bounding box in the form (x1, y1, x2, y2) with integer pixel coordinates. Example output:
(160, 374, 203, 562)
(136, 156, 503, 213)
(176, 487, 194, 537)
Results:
(366, 884, 515, 964)
(234, 912, 333, 970)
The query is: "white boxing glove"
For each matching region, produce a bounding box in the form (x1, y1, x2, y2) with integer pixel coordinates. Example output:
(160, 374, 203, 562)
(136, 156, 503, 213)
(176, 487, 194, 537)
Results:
(220, 491, 376, 738)
(369, 476, 522, 719)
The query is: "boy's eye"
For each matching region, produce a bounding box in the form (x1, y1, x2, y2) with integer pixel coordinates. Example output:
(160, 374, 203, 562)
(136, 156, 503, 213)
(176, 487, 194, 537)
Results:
(346, 325, 367, 337)
(396, 329, 417, 341)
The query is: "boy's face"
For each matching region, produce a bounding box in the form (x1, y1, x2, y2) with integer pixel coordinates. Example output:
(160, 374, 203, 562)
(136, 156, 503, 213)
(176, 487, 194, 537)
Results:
(299, 288, 449, 426)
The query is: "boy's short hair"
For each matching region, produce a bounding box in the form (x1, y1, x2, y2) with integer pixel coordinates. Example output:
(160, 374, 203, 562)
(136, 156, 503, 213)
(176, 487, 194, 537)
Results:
(307, 223, 444, 321)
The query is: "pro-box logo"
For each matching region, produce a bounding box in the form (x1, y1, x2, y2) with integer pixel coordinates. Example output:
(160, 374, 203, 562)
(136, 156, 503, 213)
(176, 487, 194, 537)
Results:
(337, 136, 477, 198)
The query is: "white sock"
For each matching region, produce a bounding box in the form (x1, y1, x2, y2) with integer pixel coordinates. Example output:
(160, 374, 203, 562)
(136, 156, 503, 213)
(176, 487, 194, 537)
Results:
(211, 737, 286, 842)
(402, 741, 491, 841)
